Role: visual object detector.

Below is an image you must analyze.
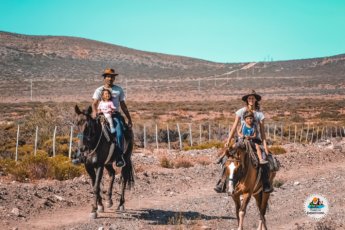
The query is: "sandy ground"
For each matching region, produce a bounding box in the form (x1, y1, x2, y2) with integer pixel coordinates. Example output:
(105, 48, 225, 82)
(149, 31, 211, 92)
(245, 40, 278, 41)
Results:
(1, 139, 345, 230)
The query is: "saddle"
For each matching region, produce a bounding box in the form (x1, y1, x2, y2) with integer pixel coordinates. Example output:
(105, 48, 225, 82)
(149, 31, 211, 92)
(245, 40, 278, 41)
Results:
(98, 113, 131, 142)
(266, 154, 280, 172)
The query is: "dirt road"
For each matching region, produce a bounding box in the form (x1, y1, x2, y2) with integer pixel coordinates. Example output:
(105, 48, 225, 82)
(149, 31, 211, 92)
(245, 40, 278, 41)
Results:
(1, 140, 345, 230)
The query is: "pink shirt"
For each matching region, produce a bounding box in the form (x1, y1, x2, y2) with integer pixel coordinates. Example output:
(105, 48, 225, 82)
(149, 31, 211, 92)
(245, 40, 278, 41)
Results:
(98, 101, 116, 114)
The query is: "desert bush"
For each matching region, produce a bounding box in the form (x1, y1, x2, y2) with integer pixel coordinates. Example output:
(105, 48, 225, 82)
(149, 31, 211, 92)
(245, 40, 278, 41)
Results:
(174, 156, 194, 168)
(194, 156, 212, 166)
(0, 158, 16, 175)
(273, 179, 284, 188)
(269, 145, 287, 155)
(49, 155, 84, 180)
(42, 135, 71, 156)
(183, 140, 223, 151)
(3, 153, 84, 182)
(160, 156, 174, 168)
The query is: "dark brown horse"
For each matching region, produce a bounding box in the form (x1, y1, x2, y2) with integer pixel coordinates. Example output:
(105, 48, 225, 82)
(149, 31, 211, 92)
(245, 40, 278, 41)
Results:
(224, 139, 276, 230)
(74, 105, 134, 219)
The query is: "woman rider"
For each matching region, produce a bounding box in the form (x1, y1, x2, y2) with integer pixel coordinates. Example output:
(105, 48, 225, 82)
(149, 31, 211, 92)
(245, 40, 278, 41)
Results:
(214, 90, 273, 193)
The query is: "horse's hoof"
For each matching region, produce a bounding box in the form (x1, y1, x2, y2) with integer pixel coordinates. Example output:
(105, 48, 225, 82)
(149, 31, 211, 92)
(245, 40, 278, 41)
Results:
(106, 200, 113, 208)
(90, 212, 97, 219)
(97, 205, 104, 213)
(117, 205, 125, 212)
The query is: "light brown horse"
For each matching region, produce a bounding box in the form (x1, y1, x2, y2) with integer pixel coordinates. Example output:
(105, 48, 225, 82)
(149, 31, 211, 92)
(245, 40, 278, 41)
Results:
(224, 139, 276, 230)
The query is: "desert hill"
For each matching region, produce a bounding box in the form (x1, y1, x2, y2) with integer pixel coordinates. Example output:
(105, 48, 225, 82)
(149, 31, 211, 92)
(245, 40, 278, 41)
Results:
(0, 31, 345, 102)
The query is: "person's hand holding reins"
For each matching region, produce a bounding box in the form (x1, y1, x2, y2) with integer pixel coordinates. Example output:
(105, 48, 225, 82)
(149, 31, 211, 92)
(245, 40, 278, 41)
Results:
(224, 138, 232, 148)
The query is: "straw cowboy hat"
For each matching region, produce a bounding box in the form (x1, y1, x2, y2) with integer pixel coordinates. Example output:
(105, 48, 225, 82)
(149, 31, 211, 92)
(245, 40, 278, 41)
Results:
(102, 68, 119, 77)
(242, 90, 262, 102)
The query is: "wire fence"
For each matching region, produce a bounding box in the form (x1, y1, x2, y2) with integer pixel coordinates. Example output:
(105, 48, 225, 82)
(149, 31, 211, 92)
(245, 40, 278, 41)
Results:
(8, 122, 345, 161)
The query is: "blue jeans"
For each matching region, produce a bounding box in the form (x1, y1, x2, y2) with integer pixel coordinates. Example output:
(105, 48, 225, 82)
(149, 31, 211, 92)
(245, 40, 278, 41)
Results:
(113, 113, 124, 155)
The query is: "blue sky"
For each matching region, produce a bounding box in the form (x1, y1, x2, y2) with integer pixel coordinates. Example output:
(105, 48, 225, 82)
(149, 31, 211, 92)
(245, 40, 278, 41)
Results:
(1, 0, 345, 63)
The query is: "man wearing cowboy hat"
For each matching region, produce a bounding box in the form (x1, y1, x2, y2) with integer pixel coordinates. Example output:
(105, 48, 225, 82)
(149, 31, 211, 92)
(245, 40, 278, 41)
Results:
(92, 68, 132, 167)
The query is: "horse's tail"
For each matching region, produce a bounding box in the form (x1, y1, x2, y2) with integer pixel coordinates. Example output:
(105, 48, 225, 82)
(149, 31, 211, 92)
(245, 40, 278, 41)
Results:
(121, 129, 135, 189)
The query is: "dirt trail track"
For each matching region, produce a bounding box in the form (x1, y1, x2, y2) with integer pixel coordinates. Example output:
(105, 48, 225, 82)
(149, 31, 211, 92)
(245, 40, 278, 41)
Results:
(2, 141, 345, 230)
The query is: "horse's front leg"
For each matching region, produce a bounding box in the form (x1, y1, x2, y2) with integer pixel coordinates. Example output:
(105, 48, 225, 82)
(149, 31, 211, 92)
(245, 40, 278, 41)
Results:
(232, 194, 241, 226)
(105, 164, 115, 208)
(117, 179, 126, 211)
(90, 166, 104, 218)
(258, 192, 270, 230)
(238, 192, 251, 230)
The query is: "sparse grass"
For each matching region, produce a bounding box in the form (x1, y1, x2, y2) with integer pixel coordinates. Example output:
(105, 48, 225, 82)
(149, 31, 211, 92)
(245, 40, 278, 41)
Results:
(160, 156, 174, 168)
(183, 141, 224, 151)
(194, 156, 212, 166)
(269, 145, 287, 155)
(273, 179, 285, 188)
(1, 152, 84, 182)
(174, 156, 194, 168)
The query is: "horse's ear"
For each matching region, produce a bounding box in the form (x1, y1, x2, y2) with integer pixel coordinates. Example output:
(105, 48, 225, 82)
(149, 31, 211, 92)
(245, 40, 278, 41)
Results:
(87, 106, 92, 115)
(75, 105, 82, 115)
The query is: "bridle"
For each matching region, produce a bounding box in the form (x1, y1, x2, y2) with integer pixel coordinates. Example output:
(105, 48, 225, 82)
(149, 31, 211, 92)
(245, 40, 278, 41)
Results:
(77, 113, 103, 156)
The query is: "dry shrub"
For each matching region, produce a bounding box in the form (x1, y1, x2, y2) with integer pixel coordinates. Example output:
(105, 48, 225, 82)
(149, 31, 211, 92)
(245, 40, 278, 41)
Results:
(49, 155, 84, 180)
(160, 156, 174, 168)
(273, 179, 284, 188)
(4, 153, 84, 182)
(194, 156, 212, 166)
(0, 158, 16, 176)
(42, 135, 71, 156)
(183, 140, 224, 151)
(174, 156, 194, 168)
(269, 145, 287, 155)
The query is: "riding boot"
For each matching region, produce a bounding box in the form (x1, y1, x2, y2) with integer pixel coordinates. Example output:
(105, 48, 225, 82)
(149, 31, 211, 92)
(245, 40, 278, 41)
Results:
(114, 144, 125, 168)
(214, 167, 227, 193)
(261, 164, 273, 193)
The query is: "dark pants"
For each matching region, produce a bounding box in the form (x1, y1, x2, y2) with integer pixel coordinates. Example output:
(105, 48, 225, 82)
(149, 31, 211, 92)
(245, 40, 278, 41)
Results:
(113, 113, 125, 155)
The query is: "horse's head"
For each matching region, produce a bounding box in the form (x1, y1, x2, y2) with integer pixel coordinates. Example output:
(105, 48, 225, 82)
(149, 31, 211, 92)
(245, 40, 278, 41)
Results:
(74, 105, 97, 154)
(224, 138, 248, 194)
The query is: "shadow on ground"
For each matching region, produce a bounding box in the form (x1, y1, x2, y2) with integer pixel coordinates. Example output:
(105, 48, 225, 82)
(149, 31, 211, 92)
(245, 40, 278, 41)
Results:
(121, 208, 235, 225)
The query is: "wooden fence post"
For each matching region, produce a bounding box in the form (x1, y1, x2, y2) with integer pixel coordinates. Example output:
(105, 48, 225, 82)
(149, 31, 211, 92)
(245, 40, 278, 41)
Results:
(288, 125, 291, 142)
(208, 123, 211, 142)
(299, 126, 303, 143)
(34, 126, 38, 156)
(305, 124, 310, 143)
(15, 125, 20, 161)
(273, 124, 277, 141)
(280, 124, 283, 142)
(53, 126, 57, 157)
(294, 125, 297, 143)
(316, 127, 319, 142)
(189, 123, 193, 146)
(155, 124, 159, 150)
(199, 124, 202, 144)
(68, 126, 73, 159)
(177, 123, 182, 150)
(310, 126, 314, 144)
(143, 125, 147, 149)
(167, 124, 171, 150)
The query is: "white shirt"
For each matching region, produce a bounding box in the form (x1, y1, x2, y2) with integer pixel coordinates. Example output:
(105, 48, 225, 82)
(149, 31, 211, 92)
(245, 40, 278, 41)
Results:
(92, 85, 125, 112)
(236, 107, 265, 139)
